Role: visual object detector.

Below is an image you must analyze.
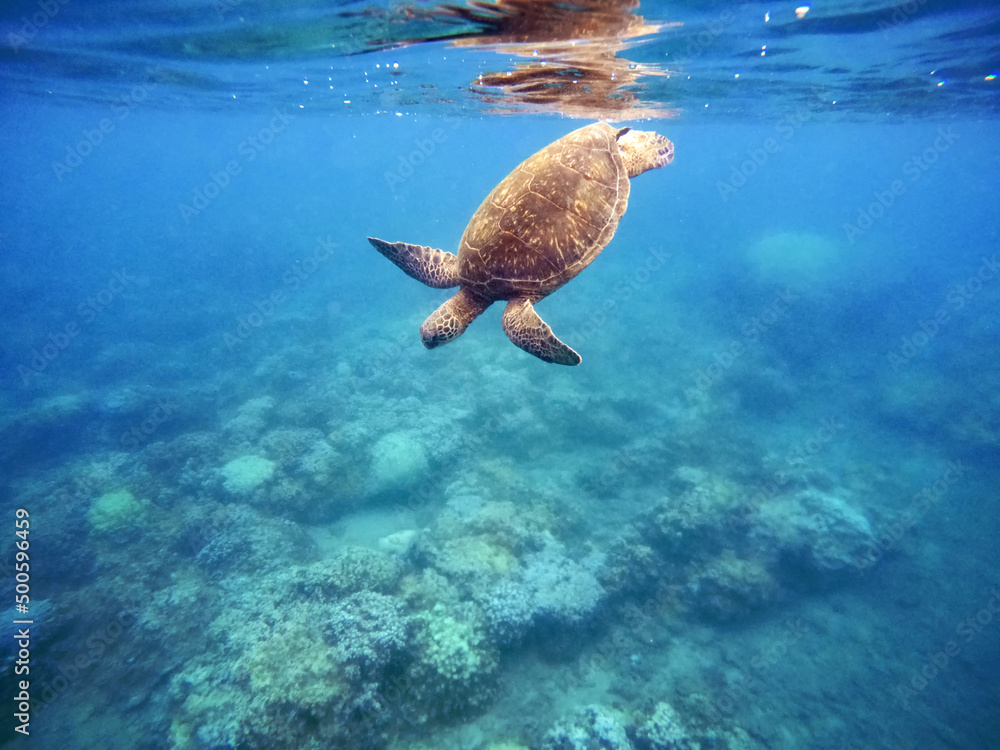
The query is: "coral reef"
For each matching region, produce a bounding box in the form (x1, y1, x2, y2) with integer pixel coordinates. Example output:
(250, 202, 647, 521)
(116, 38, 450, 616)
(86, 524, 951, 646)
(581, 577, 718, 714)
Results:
(293, 546, 403, 598)
(598, 534, 661, 599)
(638, 469, 877, 619)
(226, 616, 384, 750)
(406, 602, 498, 720)
(135, 431, 222, 506)
(368, 429, 430, 493)
(188, 502, 312, 574)
(520, 540, 606, 627)
(754, 488, 876, 577)
(3, 398, 886, 750)
(246, 619, 347, 712)
(478, 580, 535, 647)
(537, 697, 763, 750)
(325, 591, 411, 679)
(215, 427, 367, 521)
(643, 470, 750, 561)
(632, 697, 762, 750)
(88, 488, 151, 541)
(685, 550, 780, 621)
(220, 455, 275, 495)
(414, 496, 556, 591)
(166, 579, 403, 749)
(259, 427, 325, 466)
(634, 701, 692, 750)
(221, 396, 276, 446)
(542, 704, 633, 750)
(378, 528, 419, 556)
(413, 495, 608, 650)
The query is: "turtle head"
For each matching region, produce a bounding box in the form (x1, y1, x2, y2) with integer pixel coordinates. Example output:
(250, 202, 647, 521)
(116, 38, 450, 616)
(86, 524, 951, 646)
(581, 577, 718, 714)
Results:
(615, 127, 674, 178)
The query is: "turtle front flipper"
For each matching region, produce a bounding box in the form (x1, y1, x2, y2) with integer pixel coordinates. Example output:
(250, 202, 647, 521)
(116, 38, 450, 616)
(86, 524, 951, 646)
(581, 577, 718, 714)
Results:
(501, 297, 581, 366)
(367, 237, 460, 289)
(421, 288, 491, 349)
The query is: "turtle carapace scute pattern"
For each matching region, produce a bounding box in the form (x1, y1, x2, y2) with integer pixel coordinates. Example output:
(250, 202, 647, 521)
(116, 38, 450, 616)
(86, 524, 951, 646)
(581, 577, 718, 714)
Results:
(367, 121, 674, 365)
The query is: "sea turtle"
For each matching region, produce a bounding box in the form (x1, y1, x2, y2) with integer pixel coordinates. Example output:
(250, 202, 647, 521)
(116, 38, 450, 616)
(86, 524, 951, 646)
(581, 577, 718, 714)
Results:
(367, 121, 674, 365)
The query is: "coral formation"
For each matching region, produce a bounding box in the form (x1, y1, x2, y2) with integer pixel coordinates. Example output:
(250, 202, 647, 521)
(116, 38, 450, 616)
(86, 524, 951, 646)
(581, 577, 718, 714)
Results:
(520, 541, 606, 626)
(88, 488, 150, 536)
(293, 546, 403, 598)
(190, 502, 311, 573)
(246, 620, 346, 709)
(478, 580, 535, 646)
(632, 697, 762, 750)
(639, 470, 877, 619)
(644, 471, 749, 560)
(368, 429, 430, 492)
(15, 409, 885, 750)
(407, 602, 498, 720)
(634, 701, 692, 750)
(221, 396, 276, 445)
(378, 528, 418, 556)
(754, 489, 876, 576)
(221, 455, 275, 495)
(325, 591, 411, 679)
(686, 550, 780, 621)
(542, 704, 633, 750)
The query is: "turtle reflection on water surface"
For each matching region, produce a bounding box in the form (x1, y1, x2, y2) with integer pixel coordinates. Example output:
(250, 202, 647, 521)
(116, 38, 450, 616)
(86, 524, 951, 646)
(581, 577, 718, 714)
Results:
(368, 122, 674, 366)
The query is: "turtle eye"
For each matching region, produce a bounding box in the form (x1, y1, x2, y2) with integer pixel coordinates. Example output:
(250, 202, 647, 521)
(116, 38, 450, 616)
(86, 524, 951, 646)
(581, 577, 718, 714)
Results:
(615, 127, 632, 140)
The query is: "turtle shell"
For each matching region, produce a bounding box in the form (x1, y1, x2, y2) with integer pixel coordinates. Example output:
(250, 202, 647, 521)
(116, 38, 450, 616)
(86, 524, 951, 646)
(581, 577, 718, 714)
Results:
(457, 122, 630, 301)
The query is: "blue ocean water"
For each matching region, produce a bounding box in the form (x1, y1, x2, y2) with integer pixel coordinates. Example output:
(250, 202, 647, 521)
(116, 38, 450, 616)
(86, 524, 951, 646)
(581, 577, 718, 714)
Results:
(1, 1, 999, 748)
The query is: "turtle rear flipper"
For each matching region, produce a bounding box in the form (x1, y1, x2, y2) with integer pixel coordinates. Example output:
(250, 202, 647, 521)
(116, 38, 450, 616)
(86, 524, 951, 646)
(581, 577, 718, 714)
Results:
(502, 297, 581, 366)
(420, 288, 491, 349)
(367, 237, 460, 289)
